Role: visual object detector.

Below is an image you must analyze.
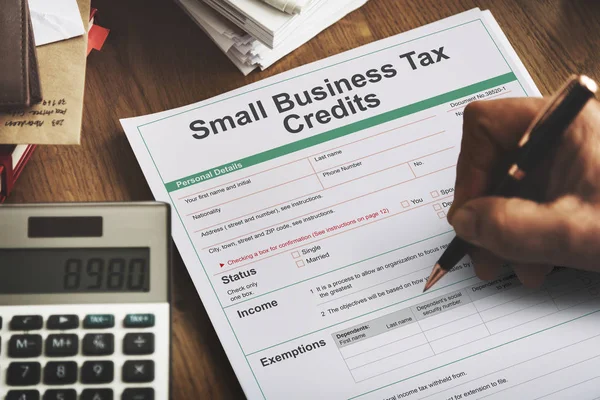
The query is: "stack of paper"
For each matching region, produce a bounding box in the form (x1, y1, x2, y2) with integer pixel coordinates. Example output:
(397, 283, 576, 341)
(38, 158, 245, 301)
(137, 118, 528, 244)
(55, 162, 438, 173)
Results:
(204, 0, 330, 48)
(176, 0, 369, 75)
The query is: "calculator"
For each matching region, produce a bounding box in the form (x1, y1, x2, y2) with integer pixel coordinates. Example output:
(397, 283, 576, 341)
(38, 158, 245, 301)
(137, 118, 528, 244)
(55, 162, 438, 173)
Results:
(0, 203, 171, 400)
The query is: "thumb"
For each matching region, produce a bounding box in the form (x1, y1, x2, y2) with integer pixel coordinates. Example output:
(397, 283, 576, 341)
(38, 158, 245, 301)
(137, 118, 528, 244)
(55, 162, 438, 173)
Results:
(448, 195, 600, 269)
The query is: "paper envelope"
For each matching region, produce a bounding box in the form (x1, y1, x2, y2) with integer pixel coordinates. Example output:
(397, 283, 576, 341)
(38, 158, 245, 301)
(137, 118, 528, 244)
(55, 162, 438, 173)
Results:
(0, 0, 90, 145)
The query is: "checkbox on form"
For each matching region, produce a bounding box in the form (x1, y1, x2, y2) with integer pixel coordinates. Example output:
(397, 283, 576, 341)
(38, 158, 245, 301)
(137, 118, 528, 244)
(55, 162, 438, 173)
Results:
(438, 211, 446, 219)
(292, 251, 300, 259)
(430, 190, 440, 198)
(433, 204, 442, 211)
(296, 260, 305, 268)
(401, 201, 410, 208)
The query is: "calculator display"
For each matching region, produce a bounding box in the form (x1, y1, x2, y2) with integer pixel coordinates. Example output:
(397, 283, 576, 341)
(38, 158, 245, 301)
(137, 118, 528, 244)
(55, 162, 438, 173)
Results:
(0, 248, 150, 294)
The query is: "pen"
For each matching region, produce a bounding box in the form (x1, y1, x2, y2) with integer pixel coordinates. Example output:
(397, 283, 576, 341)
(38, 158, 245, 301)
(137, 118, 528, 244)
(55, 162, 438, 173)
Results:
(423, 74, 598, 293)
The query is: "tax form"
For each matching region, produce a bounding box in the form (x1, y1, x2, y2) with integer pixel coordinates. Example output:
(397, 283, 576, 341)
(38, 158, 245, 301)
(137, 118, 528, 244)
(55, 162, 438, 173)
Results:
(121, 9, 600, 399)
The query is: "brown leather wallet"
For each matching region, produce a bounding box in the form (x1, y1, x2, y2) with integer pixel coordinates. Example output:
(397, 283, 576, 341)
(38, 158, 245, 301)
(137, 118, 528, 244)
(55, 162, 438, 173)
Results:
(0, 0, 42, 111)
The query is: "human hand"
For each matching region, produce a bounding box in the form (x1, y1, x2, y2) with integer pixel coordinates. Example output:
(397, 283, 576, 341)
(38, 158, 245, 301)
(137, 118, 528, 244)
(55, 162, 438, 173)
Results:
(447, 97, 600, 287)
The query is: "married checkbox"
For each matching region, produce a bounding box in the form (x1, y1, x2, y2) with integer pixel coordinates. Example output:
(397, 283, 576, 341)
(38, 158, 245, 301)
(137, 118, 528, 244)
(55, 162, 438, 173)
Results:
(296, 260, 305, 268)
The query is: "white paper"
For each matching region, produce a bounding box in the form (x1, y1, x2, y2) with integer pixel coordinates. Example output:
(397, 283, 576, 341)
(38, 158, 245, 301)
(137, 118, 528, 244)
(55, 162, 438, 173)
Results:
(219, 0, 294, 33)
(176, 0, 258, 74)
(29, 0, 86, 47)
(179, 0, 367, 73)
(260, 0, 311, 14)
(121, 10, 600, 399)
(203, 0, 328, 47)
(256, 0, 368, 69)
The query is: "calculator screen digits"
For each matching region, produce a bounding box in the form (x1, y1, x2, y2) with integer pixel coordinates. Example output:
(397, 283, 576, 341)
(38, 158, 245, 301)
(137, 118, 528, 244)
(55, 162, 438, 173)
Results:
(0, 248, 150, 294)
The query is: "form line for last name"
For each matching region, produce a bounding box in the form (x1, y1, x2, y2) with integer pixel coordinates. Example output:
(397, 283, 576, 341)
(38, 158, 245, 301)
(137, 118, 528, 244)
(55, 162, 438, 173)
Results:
(185, 127, 445, 218)
(201, 150, 454, 247)
(196, 144, 453, 234)
(178, 115, 436, 200)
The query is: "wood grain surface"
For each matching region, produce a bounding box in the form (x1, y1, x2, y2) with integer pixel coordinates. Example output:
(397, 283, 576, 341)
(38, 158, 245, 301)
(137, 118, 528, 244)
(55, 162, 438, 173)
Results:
(8, 0, 600, 398)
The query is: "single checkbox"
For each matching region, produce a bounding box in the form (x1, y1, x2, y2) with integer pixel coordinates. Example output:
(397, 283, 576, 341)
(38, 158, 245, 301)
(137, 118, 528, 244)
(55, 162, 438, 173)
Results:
(430, 190, 440, 198)
(401, 201, 410, 208)
(433, 204, 441, 211)
(296, 260, 305, 268)
(292, 251, 300, 259)
(438, 211, 446, 219)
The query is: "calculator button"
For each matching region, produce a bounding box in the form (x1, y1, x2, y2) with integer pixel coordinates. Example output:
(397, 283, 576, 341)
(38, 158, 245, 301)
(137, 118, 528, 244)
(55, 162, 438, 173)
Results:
(6, 390, 40, 400)
(10, 316, 43, 331)
(83, 315, 114, 329)
(9, 335, 42, 358)
(122, 360, 154, 383)
(124, 314, 155, 328)
(47, 315, 79, 330)
(123, 333, 154, 355)
(43, 361, 77, 385)
(45, 334, 78, 357)
(82, 333, 114, 356)
(43, 389, 76, 400)
(6, 362, 41, 385)
(81, 361, 114, 384)
(121, 388, 154, 400)
(80, 389, 113, 400)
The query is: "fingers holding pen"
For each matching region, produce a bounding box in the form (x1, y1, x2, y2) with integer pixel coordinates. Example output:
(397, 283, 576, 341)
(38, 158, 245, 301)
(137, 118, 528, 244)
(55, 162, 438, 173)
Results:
(450, 195, 600, 272)
(449, 98, 547, 222)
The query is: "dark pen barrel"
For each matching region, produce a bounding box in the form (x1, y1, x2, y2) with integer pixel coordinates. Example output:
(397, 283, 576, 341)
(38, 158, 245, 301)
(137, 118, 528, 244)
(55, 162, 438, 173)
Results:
(437, 236, 470, 271)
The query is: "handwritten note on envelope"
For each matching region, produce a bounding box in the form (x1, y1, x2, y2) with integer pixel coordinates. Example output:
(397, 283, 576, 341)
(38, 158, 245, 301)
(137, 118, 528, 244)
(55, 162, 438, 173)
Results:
(30, 0, 86, 46)
(0, 0, 89, 144)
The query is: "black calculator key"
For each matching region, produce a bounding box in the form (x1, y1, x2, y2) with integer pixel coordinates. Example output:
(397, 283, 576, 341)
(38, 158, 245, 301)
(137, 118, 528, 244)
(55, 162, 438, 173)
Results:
(80, 389, 113, 400)
(6, 362, 41, 386)
(82, 333, 114, 356)
(121, 388, 154, 400)
(122, 360, 154, 383)
(45, 335, 78, 357)
(10, 315, 43, 331)
(123, 333, 154, 355)
(83, 314, 114, 329)
(9, 335, 42, 358)
(43, 389, 76, 400)
(43, 362, 77, 385)
(6, 390, 40, 400)
(124, 314, 155, 328)
(46, 315, 79, 330)
(81, 361, 114, 384)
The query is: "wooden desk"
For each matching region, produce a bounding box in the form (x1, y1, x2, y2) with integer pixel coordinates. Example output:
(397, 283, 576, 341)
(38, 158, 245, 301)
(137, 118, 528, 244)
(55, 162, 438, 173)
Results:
(8, 0, 600, 398)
